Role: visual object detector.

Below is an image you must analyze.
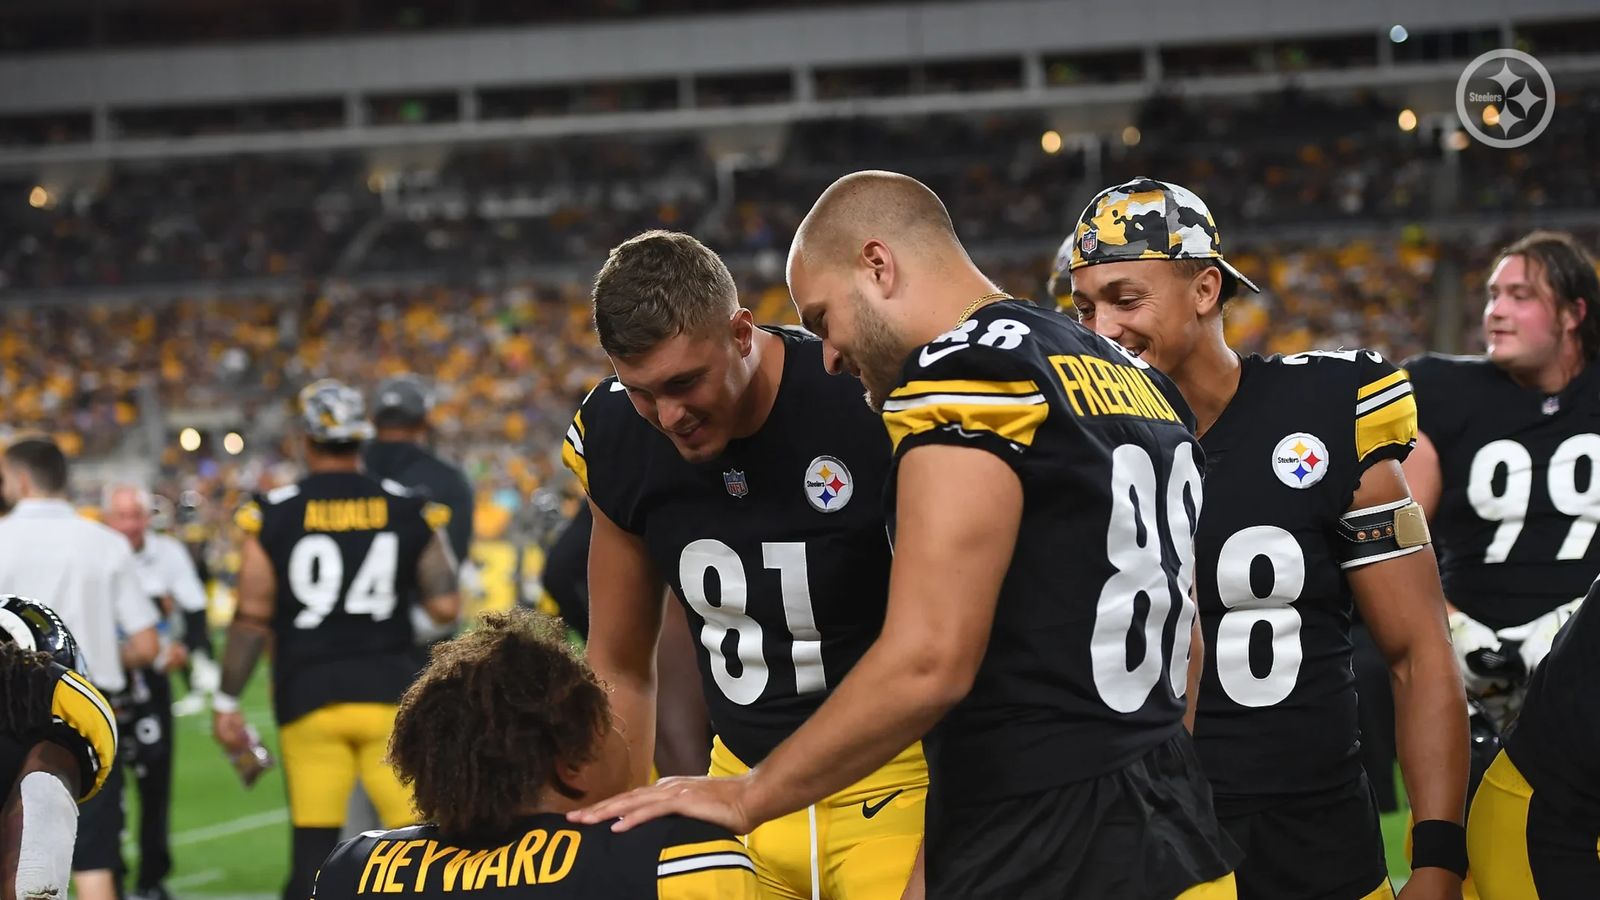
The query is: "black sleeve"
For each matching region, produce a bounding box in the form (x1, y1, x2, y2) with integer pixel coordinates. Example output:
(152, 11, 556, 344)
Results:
(542, 504, 593, 639)
(182, 608, 214, 656)
(441, 469, 475, 564)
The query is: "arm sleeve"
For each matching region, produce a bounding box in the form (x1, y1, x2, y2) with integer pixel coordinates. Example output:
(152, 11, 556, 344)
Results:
(443, 472, 474, 564)
(655, 818, 759, 900)
(1353, 351, 1417, 471)
(49, 669, 118, 801)
(881, 341, 1050, 473)
(161, 537, 210, 615)
(562, 406, 591, 494)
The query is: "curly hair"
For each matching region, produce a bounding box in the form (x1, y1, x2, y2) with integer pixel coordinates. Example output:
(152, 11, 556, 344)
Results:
(387, 610, 611, 840)
(0, 641, 58, 735)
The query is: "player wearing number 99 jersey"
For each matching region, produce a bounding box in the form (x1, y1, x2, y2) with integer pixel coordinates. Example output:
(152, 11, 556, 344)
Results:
(1403, 232, 1600, 721)
(563, 231, 925, 900)
(1061, 178, 1468, 900)
(216, 379, 463, 900)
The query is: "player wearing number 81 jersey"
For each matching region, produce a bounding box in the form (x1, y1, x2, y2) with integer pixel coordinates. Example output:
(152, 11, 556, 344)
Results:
(1060, 178, 1468, 900)
(216, 379, 462, 900)
(563, 230, 925, 900)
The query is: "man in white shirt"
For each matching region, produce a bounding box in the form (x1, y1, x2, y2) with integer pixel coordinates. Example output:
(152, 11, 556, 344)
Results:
(0, 437, 159, 900)
(103, 482, 215, 900)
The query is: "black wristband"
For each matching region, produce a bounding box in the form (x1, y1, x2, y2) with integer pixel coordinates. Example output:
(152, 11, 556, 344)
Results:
(1411, 819, 1468, 878)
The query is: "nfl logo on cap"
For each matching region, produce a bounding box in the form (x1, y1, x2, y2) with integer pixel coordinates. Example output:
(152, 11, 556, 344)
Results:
(1081, 228, 1099, 255)
(724, 469, 749, 498)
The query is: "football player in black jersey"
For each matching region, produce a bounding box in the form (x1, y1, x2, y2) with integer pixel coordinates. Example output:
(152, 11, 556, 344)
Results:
(312, 608, 757, 900)
(1, 595, 119, 900)
(213, 380, 462, 900)
(560, 230, 925, 899)
(1402, 231, 1600, 727)
(576, 172, 1238, 900)
(1467, 574, 1600, 899)
(1059, 178, 1468, 900)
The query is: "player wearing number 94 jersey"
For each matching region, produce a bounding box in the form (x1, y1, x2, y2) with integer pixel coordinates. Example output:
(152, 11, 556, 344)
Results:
(216, 379, 463, 900)
(562, 230, 925, 900)
(1403, 232, 1600, 723)
(1060, 178, 1468, 900)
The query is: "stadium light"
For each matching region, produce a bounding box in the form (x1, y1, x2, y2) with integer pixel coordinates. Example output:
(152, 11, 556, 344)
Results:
(223, 432, 245, 455)
(1389, 25, 1408, 44)
(1482, 105, 1500, 127)
(1040, 130, 1063, 155)
(27, 186, 48, 209)
(179, 428, 202, 452)
(1446, 130, 1471, 152)
(1121, 126, 1142, 147)
(1397, 109, 1418, 132)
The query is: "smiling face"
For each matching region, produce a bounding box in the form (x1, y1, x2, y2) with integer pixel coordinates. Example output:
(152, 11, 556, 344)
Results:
(1066, 259, 1217, 375)
(788, 252, 911, 412)
(609, 314, 755, 464)
(1484, 254, 1578, 373)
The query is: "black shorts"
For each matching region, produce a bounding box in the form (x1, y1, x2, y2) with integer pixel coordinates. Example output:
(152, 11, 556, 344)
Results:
(1215, 775, 1390, 900)
(925, 732, 1239, 900)
(73, 761, 125, 873)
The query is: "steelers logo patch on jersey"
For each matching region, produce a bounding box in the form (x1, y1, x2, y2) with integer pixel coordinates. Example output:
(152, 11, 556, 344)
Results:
(804, 456, 854, 513)
(1272, 432, 1329, 489)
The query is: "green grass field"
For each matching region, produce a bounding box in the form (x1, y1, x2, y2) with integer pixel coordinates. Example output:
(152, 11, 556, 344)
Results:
(132, 678, 1416, 897)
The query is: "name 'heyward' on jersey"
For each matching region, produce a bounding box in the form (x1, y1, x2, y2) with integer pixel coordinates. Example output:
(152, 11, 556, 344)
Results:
(561, 327, 895, 767)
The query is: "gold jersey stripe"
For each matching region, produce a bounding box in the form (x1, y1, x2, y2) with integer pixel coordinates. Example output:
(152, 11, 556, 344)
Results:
(882, 396, 1049, 453)
(1357, 369, 1408, 400)
(892, 378, 1041, 399)
(1355, 393, 1418, 462)
(658, 839, 751, 863)
(53, 669, 118, 800)
(561, 437, 589, 494)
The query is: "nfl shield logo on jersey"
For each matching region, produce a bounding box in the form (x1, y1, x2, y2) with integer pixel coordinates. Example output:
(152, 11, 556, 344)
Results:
(1272, 432, 1329, 489)
(724, 469, 749, 498)
(804, 456, 853, 513)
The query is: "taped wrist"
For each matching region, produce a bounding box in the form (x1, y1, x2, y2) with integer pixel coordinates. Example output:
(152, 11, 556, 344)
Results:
(1337, 498, 1430, 569)
(16, 771, 78, 900)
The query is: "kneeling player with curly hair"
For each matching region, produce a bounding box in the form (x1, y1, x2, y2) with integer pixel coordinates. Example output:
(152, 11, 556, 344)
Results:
(311, 610, 756, 900)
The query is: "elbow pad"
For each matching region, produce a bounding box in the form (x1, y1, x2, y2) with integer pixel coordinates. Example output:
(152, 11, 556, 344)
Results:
(1336, 499, 1430, 569)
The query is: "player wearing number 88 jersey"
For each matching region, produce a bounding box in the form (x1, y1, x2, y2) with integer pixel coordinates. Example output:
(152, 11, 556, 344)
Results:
(1061, 177, 1468, 900)
(216, 379, 463, 900)
(563, 231, 925, 900)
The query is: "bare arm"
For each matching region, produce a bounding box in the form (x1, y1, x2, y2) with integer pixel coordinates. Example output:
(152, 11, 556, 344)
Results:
(1401, 431, 1443, 522)
(119, 627, 159, 671)
(2, 740, 82, 900)
(1346, 461, 1468, 832)
(213, 536, 275, 753)
(586, 499, 670, 789)
(653, 591, 711, 778)
(416, 530, 462, 625)
(575, 444, 1019, 832)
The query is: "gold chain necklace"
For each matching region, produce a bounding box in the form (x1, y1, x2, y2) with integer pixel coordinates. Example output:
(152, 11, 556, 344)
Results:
(955, 291, 1013, 326)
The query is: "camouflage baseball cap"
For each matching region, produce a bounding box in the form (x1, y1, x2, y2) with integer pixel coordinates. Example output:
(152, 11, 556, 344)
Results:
(1050, 176, 1259, 299)
(298, 378, 375, 443)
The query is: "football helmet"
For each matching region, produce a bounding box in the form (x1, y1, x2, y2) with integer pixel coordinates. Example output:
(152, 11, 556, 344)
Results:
(0, 594, 84, 672)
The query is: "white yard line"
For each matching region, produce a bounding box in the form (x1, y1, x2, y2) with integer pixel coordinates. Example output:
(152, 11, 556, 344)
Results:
(125, 808, 289, 851)
(166, 868, 225, 891)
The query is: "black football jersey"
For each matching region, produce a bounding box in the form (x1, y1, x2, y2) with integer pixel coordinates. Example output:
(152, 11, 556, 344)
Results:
(312, 814, 756, 900)
(880, 300, 1202, 801)
(561, 328, 895, 766)
(0, 662, 117, 802)
(1406, 354, 1600, 629)
(1191, 351, 1418, 804)
(236, 472, 447, 725)
(1503, 575, 1600, 817)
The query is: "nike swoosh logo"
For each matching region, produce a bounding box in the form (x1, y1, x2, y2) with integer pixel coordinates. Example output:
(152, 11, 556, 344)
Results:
(919, 344, 968, 367)
(862, 789, 904, 819)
